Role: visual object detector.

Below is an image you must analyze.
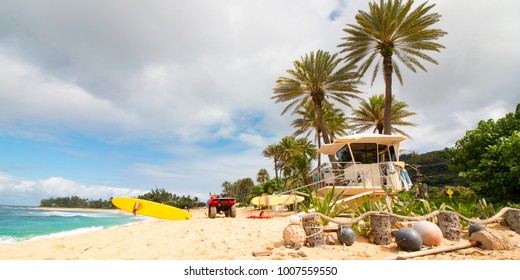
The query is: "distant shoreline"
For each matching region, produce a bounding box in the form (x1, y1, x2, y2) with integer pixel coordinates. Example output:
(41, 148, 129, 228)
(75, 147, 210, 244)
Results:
(31, 207, 126, 214)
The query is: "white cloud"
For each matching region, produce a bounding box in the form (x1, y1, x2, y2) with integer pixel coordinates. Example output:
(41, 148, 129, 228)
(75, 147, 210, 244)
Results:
(0, 53, 140, 138)
(0, 172, 145, 205)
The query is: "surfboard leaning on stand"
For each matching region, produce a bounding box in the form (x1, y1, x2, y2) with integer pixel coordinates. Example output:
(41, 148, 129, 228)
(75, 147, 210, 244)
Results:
(250, 194, 304, 207)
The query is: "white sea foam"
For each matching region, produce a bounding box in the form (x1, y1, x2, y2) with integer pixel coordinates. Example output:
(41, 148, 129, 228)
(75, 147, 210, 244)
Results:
(0, 235, 21, 244)
(25, 210, 122, 218)
(32, 226, 105, 240)
(0, 227, 105, 244)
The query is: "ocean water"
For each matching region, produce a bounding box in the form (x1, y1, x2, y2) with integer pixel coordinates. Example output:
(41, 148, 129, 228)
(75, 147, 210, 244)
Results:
(0, 205, 143, 244)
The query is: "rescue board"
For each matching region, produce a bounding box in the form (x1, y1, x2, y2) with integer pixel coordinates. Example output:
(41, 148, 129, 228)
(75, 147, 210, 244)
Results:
(112, 197, 192, 220)
(251, 194, 304, 206)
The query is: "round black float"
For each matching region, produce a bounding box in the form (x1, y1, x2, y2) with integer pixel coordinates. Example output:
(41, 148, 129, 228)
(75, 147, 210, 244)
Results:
(337, 225, 356, 246)
(395, 228, 422, 252)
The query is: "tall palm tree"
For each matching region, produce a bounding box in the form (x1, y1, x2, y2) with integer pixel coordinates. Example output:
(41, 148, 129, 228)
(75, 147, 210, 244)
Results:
(273, 49, 362, 164)
(262, 144, 281, 185)
(277, 136, 303, 180)
(220, 181, 233, 197)
(278, 137, 318, 190)
(292, 137, 318, 187)
(338, 0, 446, 135)
(350, 94, 416, 137)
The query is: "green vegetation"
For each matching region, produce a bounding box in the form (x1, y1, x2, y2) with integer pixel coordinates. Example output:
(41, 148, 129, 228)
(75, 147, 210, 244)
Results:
(221, 178, 255, 203)
(137, 188, 206, 209)
(449, 103, 520, 203)
(261, 136, 317, 192)
(401, 149, 468, 187)
(40, 196, 114, 209)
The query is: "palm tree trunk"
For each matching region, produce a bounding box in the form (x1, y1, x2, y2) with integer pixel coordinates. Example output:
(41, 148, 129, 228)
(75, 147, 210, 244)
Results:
(313, 101, 337, 170)
(317, 131, 322, 171)
(383, 55, 393, 135)
(274, 157, 279, 187)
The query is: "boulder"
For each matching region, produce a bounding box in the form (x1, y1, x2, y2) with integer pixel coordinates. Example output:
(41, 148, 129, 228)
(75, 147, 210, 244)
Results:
(504, 209, 520, 234)
(325, 233, 336, 245)
(470, 229, 515, 250)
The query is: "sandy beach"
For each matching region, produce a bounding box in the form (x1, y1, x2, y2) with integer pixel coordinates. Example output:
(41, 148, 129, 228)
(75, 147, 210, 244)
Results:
(0, 207, 519, 260)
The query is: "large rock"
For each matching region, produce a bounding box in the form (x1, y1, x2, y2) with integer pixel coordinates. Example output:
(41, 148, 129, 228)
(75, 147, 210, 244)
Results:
(504, 209, 520, 234)
(470, 229, 515, 250)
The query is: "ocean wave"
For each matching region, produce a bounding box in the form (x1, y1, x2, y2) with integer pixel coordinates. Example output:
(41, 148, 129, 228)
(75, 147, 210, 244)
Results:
(0, 235, 23, 244)
(34, 226, 105, 240)
(0, 218, 147, 245)
(20, 210, 127, 219)
(38, 211, 103, 218)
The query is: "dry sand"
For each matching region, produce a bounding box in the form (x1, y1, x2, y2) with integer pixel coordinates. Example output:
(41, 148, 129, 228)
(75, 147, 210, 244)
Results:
(0, 207, 519, 260)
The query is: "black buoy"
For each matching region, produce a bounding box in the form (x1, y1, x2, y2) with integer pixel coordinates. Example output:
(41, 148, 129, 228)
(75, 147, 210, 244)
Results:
(337, 225, 356, 246)
(395, 228, 422, 252)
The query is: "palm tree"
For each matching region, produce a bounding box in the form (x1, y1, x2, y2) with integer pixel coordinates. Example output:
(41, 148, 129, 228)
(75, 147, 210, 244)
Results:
(292, 101, 350, 146)
(220, 181, 233, 197)
(292, 101, 350, 168)
(256, 168, 270, 183)
(262, 144, 281, 185)
(277, 136, 303, 181)
(292, 137, 318, 187)
(277, 137, 318, 190)
(234, 178, 255, 203)
(350, 94, 416, 137)
(273, 49, 362, 164)
(140, 187, 172, 203)
(263, 136, 318, 191)
(338, 0, 446, 135)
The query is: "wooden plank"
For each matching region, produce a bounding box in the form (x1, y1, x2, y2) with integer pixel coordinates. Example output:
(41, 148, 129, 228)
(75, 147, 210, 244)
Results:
(389, 241, 478, 260)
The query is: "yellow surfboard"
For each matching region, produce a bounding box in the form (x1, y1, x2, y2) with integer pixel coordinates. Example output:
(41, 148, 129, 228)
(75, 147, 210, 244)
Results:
(251, 194, 304, 206)
(112, 197, 192, 220)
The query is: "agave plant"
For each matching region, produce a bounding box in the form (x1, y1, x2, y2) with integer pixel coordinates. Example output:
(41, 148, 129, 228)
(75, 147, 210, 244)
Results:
(301, 186, 348, 226)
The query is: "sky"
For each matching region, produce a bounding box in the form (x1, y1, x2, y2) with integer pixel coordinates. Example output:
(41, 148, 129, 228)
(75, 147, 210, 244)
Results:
(0, 0, 519, 206)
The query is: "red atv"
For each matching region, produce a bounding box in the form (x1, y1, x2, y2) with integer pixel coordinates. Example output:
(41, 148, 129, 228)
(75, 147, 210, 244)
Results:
(207, 194, 237, 219)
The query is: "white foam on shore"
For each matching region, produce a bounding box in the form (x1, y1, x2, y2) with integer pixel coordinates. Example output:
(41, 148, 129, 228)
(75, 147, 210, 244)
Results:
(0, 226, 105, 244)
(0, 215, 154, 245)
